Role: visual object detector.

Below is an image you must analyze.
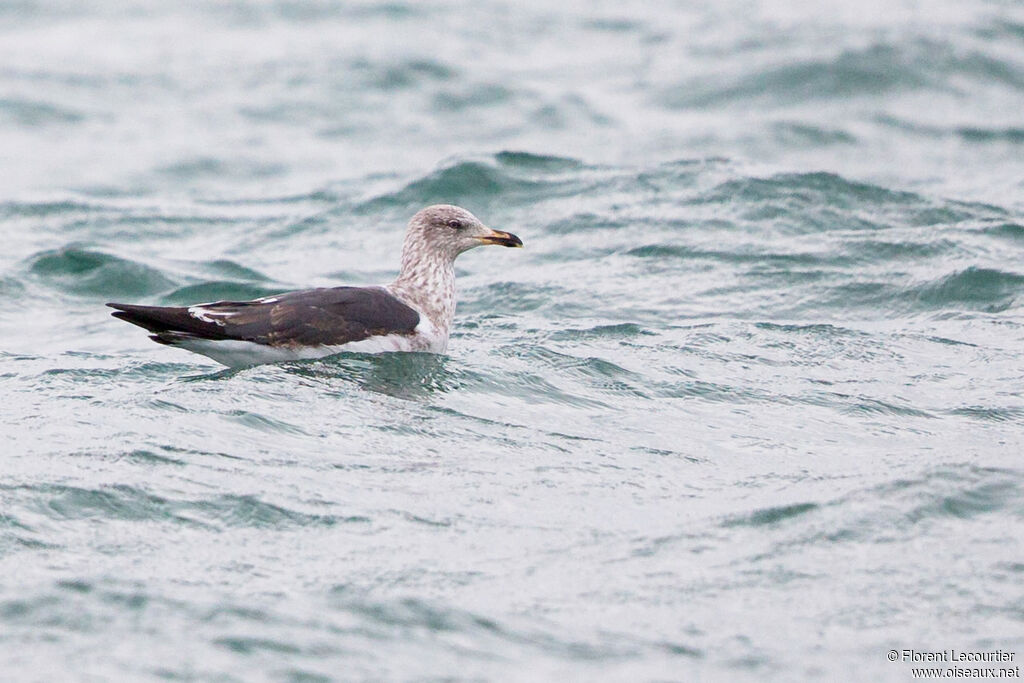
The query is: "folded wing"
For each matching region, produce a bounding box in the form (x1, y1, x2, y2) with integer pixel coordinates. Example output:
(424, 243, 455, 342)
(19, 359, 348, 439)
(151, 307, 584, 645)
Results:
(107, 286, 420, 347)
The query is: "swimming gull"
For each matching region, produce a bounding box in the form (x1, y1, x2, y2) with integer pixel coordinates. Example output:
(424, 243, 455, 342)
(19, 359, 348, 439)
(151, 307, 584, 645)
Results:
(107, 204, 522, 367)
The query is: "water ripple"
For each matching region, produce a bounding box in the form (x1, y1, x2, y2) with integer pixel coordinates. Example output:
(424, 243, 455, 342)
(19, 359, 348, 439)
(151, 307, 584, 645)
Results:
(4, 485, 368, 530)
(27, 246, 177, 298)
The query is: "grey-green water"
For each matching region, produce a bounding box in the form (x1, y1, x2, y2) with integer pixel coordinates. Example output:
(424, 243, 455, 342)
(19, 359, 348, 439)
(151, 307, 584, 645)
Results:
(2, 1, 1023, 681)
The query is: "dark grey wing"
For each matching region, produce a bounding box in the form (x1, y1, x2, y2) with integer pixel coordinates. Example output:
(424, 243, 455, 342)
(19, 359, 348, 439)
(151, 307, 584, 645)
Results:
(108, 286, 420, 347)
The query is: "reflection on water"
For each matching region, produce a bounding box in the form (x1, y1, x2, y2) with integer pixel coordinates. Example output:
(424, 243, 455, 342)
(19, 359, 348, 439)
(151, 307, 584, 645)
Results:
(283, 352, 457, 400)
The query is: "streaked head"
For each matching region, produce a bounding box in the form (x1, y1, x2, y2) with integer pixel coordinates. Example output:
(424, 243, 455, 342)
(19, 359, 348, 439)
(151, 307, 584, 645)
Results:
(404, 205, 522, 261)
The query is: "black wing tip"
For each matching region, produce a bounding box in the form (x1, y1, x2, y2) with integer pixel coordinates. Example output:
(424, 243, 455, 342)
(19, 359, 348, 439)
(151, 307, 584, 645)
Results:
(107, 302, 146, 314)
(109, 309, 158, 333)
(108, 301, 232, 342)
(108, 303, 145, 324)
(107, 302, 182, 334)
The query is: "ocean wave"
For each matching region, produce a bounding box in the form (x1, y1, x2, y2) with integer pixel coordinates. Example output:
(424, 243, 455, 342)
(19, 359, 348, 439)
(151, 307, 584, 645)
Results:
(0, 96, 84, 126)
(512, 345, 653, 400)
(26, 246, 177, 298)
(3, 483, 366, 530)
(948, 406, 1024, 422)
(354, 153, 595, 214)
(701, 171, 928, 214)
(156, 157, 287, 181)
(768, 266, 1022, 318)
(161, 281, 284, 305)
(723, 503, 820, 528)
(0, 199, 103, 219)
(21, 242, 295, 304)
(883, 466, 1024, 525)
(909, 266, 1024, 313)
(328, 594, 681, 661)
(719, 466, 1024, 563)
(875, 115, 1024, 145)
(660, 38, 1024, 109)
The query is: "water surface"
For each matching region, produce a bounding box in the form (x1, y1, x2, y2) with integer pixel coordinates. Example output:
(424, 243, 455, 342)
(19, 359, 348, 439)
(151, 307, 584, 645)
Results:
(1, 1, 1023, 680)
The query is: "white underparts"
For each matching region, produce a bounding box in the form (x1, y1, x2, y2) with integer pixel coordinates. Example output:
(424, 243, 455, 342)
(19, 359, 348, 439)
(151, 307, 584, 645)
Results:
(173, 316, 445, 368)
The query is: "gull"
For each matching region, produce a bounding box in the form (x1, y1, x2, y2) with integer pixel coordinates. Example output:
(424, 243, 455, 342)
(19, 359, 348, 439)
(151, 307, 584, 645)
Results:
(107, 205, 522, 367)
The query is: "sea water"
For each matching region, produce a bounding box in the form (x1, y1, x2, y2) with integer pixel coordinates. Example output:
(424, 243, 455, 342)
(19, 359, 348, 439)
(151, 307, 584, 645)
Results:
(1, 1, 1022, 680)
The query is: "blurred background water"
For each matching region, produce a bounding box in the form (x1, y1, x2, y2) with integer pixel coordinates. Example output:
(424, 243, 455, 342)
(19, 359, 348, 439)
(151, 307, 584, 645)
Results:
(1, 1, 1023, 680)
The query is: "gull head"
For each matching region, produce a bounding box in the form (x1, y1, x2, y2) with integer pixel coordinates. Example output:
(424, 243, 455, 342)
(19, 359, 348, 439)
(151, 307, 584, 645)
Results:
(404, 205, 522, 262)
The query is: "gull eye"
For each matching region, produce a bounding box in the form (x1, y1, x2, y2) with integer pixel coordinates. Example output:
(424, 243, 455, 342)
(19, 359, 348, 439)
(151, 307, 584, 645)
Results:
(447, 219, 463, 230)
